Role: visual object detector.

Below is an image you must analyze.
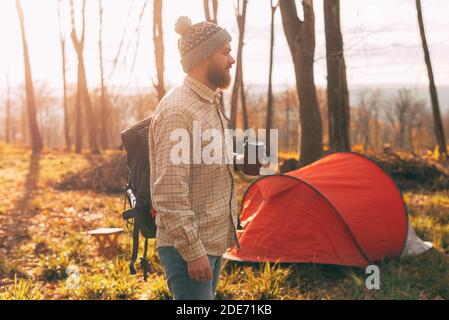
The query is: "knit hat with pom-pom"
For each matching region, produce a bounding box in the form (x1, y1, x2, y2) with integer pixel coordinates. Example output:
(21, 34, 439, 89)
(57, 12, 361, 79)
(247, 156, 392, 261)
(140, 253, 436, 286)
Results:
(175, 16, 232, 72)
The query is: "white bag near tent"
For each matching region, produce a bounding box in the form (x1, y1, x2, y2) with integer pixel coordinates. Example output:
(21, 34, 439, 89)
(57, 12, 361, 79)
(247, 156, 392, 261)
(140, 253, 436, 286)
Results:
(401, 224, 433, 257)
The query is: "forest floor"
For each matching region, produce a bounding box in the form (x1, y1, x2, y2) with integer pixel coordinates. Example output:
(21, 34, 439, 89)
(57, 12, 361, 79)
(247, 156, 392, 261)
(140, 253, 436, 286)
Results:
(0, 143, 448, 300)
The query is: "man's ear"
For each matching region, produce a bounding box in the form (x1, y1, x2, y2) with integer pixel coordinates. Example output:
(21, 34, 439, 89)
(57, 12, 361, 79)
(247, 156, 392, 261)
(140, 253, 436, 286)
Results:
(198, 57, 211, 69)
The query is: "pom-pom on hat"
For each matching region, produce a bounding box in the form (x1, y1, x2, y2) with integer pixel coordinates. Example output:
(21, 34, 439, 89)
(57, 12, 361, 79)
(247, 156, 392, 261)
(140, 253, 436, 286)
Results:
(175, 16, 232, 72)
(175, 16, 192, 36)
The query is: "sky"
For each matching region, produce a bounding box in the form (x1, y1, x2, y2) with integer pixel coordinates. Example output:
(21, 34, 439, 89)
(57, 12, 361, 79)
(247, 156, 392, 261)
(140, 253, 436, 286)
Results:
(0, 0, 448, 96)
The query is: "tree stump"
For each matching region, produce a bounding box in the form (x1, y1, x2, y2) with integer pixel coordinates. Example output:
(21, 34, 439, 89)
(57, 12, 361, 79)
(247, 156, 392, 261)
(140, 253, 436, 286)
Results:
(88, 227, 123, 256)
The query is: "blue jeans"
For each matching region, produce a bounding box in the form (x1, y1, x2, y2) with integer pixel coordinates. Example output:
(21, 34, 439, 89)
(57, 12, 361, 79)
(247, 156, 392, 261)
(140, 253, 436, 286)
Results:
(157, 246, 222, 300)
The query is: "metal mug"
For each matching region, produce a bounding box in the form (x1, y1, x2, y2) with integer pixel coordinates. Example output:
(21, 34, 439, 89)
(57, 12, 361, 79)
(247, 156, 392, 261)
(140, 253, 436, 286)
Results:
(243, 139, 268, 176)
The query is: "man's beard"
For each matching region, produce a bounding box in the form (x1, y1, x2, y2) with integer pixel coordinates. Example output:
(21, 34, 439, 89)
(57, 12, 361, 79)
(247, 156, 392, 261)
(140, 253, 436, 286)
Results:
(206, 61, 231, 89)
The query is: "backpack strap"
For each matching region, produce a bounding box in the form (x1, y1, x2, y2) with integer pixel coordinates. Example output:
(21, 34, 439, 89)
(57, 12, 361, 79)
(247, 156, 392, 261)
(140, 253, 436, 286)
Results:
(140, 238, 149, 282)
(129, 218, 139, 275)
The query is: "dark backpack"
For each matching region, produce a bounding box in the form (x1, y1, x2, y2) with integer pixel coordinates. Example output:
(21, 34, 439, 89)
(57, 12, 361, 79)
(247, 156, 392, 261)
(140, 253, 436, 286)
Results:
(119, 115, 156, 281)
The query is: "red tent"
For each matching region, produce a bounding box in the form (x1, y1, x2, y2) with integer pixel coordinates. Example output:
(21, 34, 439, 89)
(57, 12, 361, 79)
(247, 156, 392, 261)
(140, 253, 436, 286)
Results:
(225, 152, 408, 267)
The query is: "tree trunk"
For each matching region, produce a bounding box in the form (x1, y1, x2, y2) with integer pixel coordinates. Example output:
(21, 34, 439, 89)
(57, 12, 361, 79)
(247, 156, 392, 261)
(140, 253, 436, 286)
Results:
(398, 93, 406, 149)
(230, 0, 247, 130)
(70, 0, 99, 154)
(74, 57, 83, 153)
(15, 0, 43, 154)
(373, 107, 379, 151)
(240, 75, 248, 130)
(416, 0, 447, 160)
(79, 58, 100, 154)
(203, 0, 223, 114)
(70, 0, 82, 153)
(203, 0, 218, 24)
(153, 0, 166, 102)
(98, 0, 109, 149)
(285, 88, 290, 152)
(57, 0, 71, 151)
(324, 0, 350, 152)
(280, 0, 322, 166)
(266, 2, 277, 155)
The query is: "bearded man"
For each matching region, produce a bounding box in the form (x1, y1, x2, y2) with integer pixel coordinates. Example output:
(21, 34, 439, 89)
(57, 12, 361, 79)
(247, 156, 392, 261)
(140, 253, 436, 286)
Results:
(149, 16, 239, 300)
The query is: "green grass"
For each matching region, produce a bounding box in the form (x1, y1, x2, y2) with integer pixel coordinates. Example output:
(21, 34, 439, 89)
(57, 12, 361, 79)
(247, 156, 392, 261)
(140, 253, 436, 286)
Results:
(216, 263, 292, 300)
(0, 144, 447, 300)
(0, 276, 43, 300)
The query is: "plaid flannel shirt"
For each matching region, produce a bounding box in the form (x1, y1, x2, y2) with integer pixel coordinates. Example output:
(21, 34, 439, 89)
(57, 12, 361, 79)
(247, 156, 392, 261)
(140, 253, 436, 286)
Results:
(149, 75, 239, 262)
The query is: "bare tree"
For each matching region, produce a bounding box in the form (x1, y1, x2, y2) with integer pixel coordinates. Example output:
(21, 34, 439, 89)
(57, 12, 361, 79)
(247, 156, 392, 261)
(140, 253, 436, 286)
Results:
(98, 0, 110, 149)
(408, 100, 428, 153)
(57, 0, 71, 151)
(385, 95, 401, 149)
(203, 0, 218, 24)
(74, 64, 83, 152)
(230, 0, 248, 130)
(315, 88, 329, 147)
(384, 89, 428, 152)
(283, 87, 298, 152)
(353, 92, 375, 152)
(416, 0, 447, 160)
(240, 76, 248, 130)
(239, 0, 249, 130)
(153, 0, 166, 101)
(386, 89, 411, 149)
(324, 0, 350, 151)
(34, 82, 59, 148)
(70, 0, 99, 154)
(70, 0, 82, 153)
(280, 0, 322, 166)
(15, 0, 43, 154)
(266, 1, 277, 154)
(372, 104, 379, 151)
(203, 0, 225, 112)
(106, 1, 136, 84)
